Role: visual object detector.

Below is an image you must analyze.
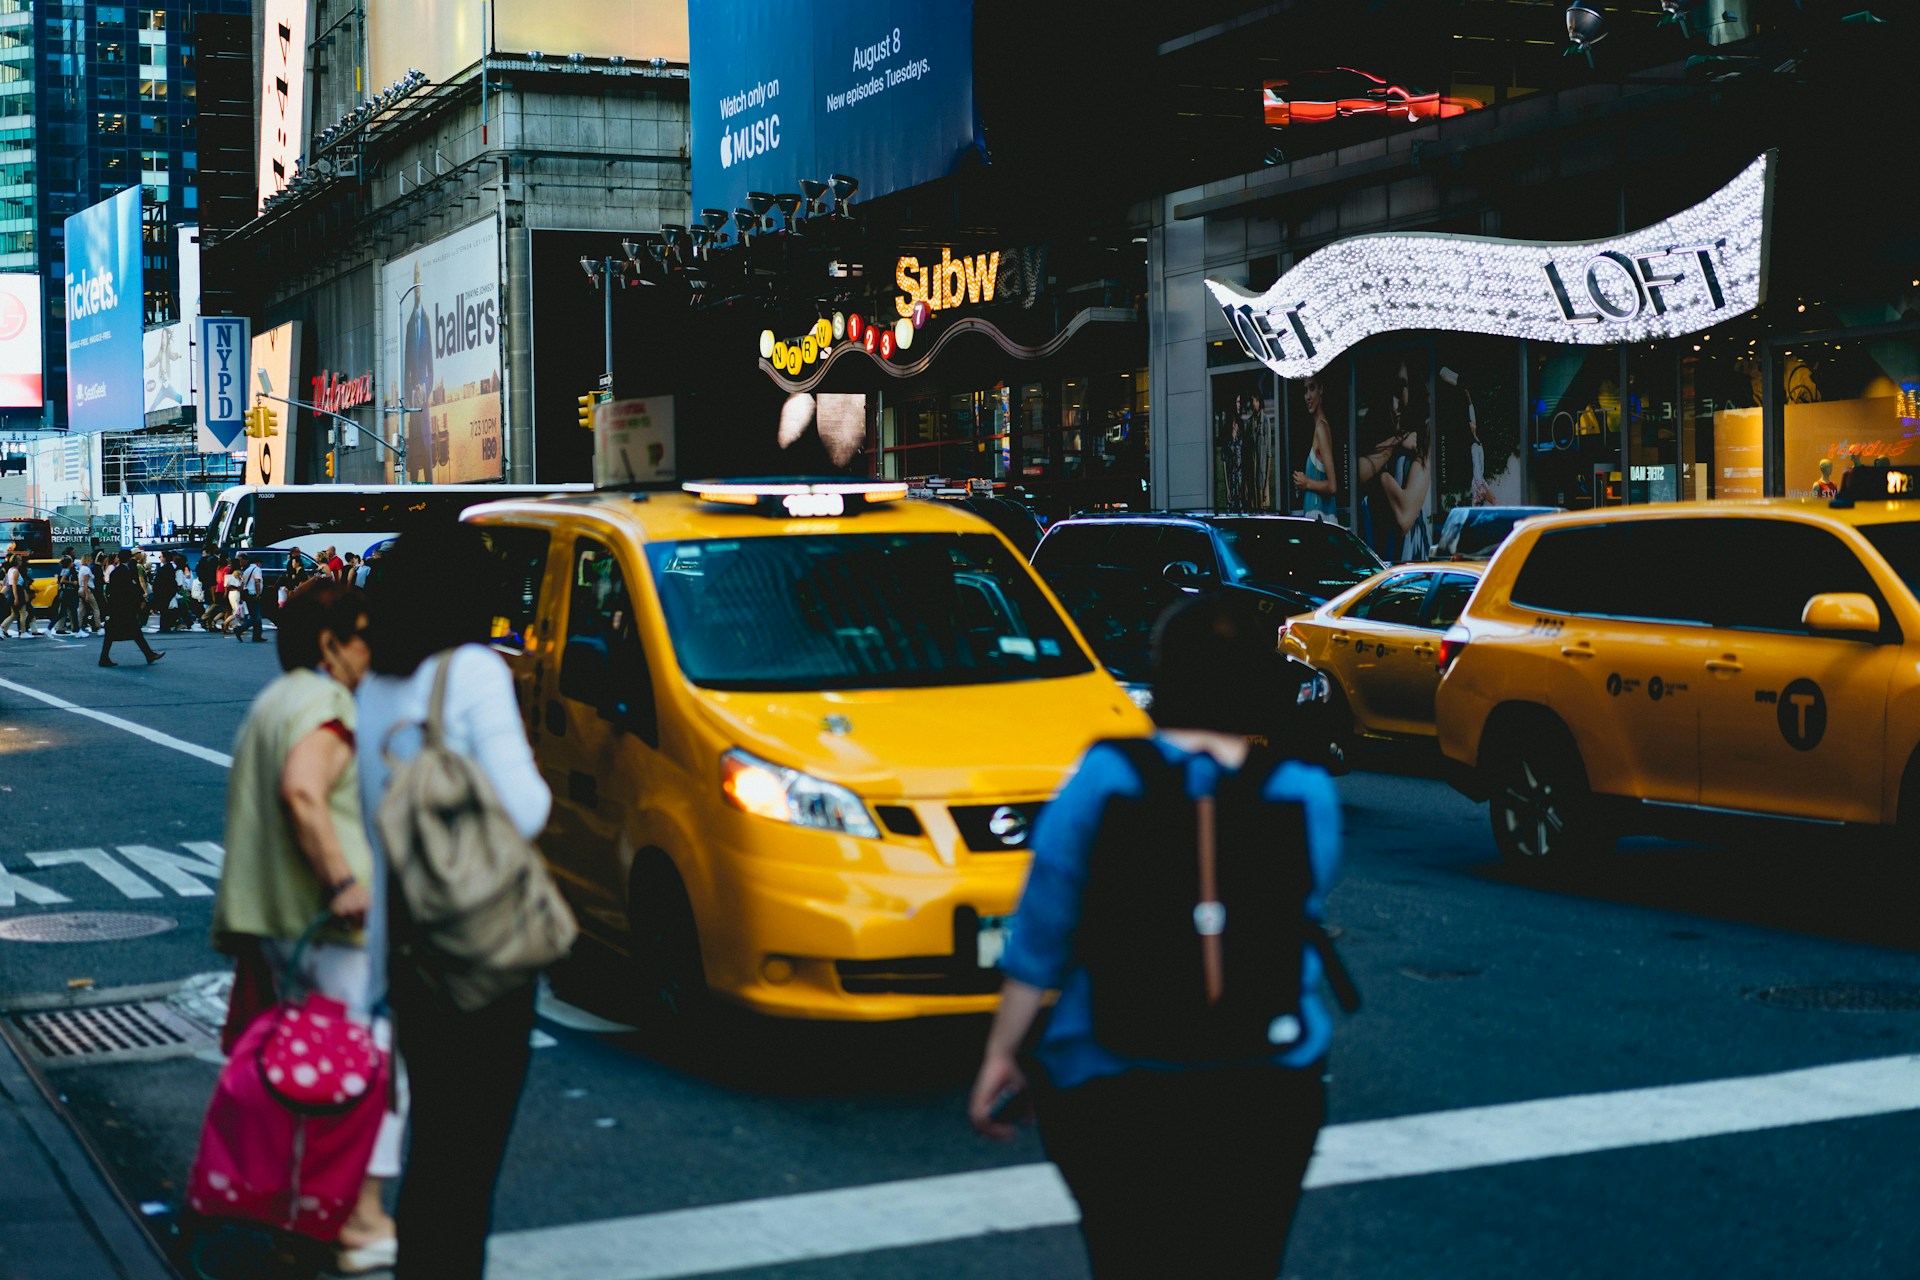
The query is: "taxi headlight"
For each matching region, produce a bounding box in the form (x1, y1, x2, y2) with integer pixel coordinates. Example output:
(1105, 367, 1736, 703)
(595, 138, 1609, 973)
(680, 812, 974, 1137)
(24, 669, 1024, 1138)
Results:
(720, 749, 881, 839)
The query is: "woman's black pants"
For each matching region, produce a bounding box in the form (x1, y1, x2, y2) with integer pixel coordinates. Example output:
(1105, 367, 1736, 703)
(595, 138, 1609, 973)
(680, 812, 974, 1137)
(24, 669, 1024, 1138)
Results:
(392, 978, 537, 1280)
(1037, 1061, 1325, 1280)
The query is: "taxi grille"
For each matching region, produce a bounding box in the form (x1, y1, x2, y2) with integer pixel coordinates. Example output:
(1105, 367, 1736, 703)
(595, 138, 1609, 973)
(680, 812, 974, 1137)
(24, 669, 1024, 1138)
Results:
(950, 802, 1045, 853)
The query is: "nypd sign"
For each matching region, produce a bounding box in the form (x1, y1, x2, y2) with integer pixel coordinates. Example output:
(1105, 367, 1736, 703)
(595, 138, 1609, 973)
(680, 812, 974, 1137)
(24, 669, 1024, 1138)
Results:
(198, 316, 251, 449)
(1207, 152, 1775, 379)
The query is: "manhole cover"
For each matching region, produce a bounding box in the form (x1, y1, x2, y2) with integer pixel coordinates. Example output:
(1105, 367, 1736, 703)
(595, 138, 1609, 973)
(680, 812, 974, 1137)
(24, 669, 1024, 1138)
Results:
(1751, 983, 1920, 1013)
(0, 912, 177, 944)
(14, 1001, 212, 1064)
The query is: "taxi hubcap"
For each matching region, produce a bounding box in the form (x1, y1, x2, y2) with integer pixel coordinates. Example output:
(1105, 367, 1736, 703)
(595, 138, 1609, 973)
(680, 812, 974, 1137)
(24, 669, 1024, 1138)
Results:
(1502, 759, 1563, 859)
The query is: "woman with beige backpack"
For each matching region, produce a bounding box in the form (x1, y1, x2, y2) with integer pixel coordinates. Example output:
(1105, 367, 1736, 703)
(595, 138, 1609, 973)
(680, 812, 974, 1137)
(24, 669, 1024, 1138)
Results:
(355, 524, 567, 1280)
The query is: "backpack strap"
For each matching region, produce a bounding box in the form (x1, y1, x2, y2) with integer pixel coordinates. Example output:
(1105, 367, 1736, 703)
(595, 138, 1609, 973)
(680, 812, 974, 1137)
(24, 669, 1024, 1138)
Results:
(1306, 920, 1362, 1013)
(424, 649, 457, 750)
(1092, 736, 1173, 798)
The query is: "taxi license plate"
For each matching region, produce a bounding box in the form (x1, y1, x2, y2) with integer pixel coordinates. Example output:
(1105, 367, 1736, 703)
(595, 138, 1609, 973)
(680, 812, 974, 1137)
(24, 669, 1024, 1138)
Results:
(975, 915, 1010, 970)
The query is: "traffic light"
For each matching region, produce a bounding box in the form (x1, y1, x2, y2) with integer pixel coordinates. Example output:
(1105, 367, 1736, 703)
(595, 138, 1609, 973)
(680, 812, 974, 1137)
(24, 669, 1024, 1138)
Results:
(324, 450, 335, 478)
(577, 393, 595, 430)
(243, 405, 281, 439)
(242, 407, 260, 437)
(262, 406, 278, 436)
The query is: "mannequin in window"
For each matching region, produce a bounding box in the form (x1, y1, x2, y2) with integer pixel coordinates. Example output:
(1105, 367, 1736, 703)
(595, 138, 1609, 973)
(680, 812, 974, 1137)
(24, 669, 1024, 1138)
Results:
(1813, 457, 1837, 499)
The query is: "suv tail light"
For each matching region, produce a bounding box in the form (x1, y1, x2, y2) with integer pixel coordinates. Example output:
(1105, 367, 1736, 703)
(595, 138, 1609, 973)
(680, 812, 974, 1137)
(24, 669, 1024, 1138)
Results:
(1437, 624, 1470, 673)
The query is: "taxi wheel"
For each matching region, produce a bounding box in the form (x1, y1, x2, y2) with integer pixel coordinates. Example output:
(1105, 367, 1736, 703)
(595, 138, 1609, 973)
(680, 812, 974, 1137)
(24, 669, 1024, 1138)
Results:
(628, 858, 710, 1027)
(1487, 728, 1605, 866)
(1323, 681, 1356, 776)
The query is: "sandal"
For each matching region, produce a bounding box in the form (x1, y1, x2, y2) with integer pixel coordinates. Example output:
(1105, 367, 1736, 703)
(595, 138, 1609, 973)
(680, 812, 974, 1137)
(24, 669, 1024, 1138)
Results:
(332, 1235, 398, 1275)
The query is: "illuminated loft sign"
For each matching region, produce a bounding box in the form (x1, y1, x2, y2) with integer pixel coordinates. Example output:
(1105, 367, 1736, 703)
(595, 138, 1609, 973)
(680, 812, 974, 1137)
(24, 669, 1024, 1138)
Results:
(1206, 151, 1775, 379)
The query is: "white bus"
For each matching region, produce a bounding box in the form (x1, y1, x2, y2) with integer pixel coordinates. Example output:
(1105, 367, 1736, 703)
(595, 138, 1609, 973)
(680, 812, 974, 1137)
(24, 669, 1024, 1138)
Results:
(204, 483, 590, 561)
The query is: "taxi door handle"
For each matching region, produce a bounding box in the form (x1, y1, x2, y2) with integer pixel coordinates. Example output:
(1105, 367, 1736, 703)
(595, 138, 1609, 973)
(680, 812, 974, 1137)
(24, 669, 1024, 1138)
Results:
(1412, 642, 1436, 657)
(1705, 657, 1744, 674)
(1331, 632, 1351, 646)
(1559, 644, 1594, 660)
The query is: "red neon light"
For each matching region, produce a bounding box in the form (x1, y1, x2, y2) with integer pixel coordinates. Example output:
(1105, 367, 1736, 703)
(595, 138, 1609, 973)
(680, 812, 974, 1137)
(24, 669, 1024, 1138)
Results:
(1263, 68, 1481, 128)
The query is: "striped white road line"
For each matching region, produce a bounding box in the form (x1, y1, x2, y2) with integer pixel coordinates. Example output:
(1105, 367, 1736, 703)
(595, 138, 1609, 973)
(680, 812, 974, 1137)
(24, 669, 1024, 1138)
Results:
(486, 1054, 1920, 1280)
(0, 674, 233, 769)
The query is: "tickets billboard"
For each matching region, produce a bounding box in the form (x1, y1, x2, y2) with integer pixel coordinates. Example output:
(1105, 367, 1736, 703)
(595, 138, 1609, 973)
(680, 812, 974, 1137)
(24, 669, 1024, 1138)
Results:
(381, 220, 503, 483)
(64, 188, 145, 433)
(0, 274, 43, 409)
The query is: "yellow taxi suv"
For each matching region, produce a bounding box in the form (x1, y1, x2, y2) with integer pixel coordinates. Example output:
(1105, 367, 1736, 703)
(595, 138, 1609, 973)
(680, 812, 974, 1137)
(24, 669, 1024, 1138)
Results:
(1281, 562, 1483, 749)
(464, 479, 1150, 1023)
(1435, 465, 1920, 866)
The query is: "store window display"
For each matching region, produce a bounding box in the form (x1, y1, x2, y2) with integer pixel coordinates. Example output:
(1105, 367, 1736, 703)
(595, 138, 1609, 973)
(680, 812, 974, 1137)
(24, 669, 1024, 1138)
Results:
(1529, 344, 1622, 510)
(1779, 334, 1920, 498)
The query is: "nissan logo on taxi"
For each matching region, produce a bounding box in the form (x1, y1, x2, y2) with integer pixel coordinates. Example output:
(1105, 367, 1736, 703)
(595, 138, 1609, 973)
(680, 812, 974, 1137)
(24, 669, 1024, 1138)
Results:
(987, 806, 1030, 847)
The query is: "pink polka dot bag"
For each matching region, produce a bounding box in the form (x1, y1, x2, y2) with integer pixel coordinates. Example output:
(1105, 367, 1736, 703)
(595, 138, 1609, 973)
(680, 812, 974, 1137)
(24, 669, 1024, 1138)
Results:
(186, 920, 391, 1241)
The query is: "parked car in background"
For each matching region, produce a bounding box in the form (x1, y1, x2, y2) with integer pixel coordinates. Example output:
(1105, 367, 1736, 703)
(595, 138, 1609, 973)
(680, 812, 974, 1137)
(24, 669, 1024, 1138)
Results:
(1030, 512, 1382, 769)
(1282, 562, 1485, 755)
(1433, 505, 1559, 561)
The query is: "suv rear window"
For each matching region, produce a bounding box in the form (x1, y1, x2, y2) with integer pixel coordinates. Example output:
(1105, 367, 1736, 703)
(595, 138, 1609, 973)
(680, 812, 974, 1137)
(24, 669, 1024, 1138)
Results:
(1509, 520, 1713, 625)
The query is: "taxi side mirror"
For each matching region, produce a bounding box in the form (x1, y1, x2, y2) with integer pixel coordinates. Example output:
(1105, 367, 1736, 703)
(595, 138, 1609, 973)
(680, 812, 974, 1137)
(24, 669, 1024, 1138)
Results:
(1163, 560, 1204, 588)
(1803, 592, 1881, 637)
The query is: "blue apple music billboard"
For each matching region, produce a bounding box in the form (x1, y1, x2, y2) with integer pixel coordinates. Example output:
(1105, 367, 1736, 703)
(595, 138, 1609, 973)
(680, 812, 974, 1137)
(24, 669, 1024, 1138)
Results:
(64, 187, 145, 433)
(690, 0, 976, 217)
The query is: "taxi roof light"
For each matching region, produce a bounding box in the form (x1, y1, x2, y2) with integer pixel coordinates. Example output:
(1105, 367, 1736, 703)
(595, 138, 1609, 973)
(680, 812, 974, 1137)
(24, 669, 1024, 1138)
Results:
(682, 477, 907, 517)
(1833, 465, 1920, 507)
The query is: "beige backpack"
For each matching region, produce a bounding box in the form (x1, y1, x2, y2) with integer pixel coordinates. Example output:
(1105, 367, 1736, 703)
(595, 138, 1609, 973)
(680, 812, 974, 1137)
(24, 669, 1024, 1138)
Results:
(376, 650, 577, 1012)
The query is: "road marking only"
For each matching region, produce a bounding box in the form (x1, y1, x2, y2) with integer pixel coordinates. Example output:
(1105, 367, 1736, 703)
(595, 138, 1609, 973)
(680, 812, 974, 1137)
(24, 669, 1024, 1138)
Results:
(485, 1054, 1920, 1280)
(0, 843, 222, 909)
(0, 675, 234, 769)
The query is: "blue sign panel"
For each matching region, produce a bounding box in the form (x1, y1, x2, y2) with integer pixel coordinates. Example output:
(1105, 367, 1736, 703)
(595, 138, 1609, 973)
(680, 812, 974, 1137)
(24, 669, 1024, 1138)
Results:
(198, 316, 251, 448)
(63, 188, 145, 434)
(691, 0, 975, 217)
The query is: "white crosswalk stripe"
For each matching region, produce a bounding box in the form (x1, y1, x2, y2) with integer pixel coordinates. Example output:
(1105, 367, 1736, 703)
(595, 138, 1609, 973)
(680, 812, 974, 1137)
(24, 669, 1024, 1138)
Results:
(485, 1054, 1920, 1280)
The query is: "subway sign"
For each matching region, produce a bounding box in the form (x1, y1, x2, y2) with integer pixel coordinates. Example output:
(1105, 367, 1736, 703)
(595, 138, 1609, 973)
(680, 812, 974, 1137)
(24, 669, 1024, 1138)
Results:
(1207, 151, 1774, 379)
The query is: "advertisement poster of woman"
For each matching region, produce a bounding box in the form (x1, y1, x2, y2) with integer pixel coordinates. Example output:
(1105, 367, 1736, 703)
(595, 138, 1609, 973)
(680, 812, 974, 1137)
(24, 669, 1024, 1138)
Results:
(1355, 349, 1432, 562)
(1291, 370, 1339, 519)
(1434, 335, 1521, 512)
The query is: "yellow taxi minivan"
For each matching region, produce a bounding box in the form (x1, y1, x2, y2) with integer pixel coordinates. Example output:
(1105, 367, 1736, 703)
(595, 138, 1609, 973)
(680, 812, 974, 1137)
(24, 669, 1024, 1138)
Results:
(464, 479, 1150, 1022)
(1281, 562, 1484, 747)
(1436, 468, 1920, 865)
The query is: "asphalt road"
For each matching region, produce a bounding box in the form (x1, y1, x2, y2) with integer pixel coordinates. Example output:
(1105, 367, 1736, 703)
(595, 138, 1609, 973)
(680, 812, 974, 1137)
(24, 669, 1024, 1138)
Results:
(3, 631, 1920, 1278)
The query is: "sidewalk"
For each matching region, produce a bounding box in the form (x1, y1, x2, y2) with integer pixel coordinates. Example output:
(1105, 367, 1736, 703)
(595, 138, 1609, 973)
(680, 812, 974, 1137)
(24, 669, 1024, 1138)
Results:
(0, 1023, 176, 1280)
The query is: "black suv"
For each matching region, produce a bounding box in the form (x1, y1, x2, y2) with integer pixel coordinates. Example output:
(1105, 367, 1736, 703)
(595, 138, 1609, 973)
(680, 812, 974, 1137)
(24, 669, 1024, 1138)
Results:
(1030, 513, 1385, 767)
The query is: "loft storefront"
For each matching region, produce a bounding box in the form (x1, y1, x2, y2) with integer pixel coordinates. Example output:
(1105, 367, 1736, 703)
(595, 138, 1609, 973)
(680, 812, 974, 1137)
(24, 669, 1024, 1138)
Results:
(1158, 126, 1920, 540)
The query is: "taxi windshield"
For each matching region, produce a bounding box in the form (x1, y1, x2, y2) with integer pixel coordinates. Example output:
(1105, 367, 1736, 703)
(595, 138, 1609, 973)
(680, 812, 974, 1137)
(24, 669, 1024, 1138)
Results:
(1859, 522, 1920, 601)
(644, 531, 1094, 691)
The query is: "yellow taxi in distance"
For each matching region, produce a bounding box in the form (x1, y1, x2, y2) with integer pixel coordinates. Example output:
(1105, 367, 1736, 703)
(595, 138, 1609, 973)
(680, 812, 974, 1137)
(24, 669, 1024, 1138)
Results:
(463, 479, 1150, 1022)
(1436, 469, 1920, 865)
(1281, 562, 1483, 746)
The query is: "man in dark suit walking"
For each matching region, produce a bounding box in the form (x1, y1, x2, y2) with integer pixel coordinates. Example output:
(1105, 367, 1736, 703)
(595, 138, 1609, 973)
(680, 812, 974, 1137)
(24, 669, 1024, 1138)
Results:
(99, 549, 164, 667)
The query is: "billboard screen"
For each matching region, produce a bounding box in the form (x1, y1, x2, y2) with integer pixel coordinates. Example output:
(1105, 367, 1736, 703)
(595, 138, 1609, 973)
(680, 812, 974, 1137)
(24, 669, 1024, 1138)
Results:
(258, 0, 310, 213)
(247, 321, 302, 486)
(0, 273, 43, 408)
(689, 0, 975, 215)
(143, 322, 192, 415)
(369, 0, 688, 90)
(381, 220, 503, 484)
(64, 187, 145, 433)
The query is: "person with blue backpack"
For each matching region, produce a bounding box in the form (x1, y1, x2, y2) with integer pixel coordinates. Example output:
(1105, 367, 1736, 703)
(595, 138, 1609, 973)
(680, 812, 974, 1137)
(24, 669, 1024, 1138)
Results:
(970, 593, 1354, 1280)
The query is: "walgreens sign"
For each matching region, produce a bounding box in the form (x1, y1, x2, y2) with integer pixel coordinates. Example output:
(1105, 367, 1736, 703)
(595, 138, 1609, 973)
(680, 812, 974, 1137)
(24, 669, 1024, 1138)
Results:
(311, 368, 374, 413)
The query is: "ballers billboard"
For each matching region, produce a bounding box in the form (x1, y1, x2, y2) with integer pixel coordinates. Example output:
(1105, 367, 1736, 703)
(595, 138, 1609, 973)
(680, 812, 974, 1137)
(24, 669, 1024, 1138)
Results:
(64, 188, 145, 433)
(690, 0, 975, 215)
(381, 220, 503, 483)
(0, 274, 43, 409)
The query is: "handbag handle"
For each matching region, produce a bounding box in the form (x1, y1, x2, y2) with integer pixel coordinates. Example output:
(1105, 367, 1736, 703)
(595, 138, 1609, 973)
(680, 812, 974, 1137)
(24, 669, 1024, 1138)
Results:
(276, 910, 337, 1004)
